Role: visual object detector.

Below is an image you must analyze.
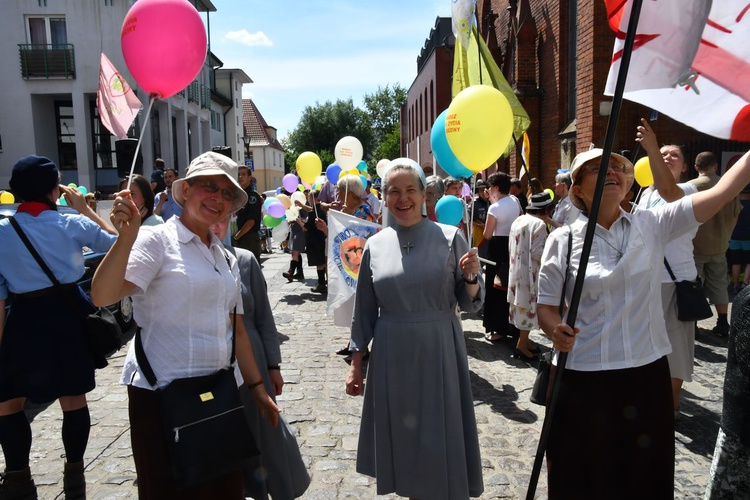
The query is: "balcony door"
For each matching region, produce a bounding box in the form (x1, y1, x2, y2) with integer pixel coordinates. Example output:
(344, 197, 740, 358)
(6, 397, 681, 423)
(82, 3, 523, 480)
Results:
(27, 16, 67, 47)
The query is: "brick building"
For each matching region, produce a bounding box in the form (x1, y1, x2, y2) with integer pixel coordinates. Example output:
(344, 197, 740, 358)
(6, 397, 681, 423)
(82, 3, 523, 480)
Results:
(404, 1, 750, 189)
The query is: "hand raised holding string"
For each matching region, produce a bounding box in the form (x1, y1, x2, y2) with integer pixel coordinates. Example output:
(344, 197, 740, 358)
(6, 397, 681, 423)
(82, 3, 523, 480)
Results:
(110, 190, 141, 241)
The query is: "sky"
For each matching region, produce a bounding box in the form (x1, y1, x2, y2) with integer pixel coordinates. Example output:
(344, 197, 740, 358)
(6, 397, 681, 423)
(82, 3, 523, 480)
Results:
(209, 0, 450, 140)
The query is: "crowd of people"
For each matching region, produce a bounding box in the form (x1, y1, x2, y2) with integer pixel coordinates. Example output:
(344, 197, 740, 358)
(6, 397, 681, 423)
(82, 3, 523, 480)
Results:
(2, 123, 750, 499)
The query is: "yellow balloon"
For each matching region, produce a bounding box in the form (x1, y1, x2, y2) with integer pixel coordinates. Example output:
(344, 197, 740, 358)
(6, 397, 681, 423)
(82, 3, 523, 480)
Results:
(348, 169, 359, 177)
(544, 188, 555, 201)
(0, 192, 15, 204)
(296, 151, 323, 185)
(633, 157, 653, 187)
(276, 193, 291, 209)
(446, 85, 513, 173)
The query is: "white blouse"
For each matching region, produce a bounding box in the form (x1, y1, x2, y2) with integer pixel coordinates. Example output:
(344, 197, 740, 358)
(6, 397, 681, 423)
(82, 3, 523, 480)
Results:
(120, 218, 243, 389)
(538, 196, 699, 371)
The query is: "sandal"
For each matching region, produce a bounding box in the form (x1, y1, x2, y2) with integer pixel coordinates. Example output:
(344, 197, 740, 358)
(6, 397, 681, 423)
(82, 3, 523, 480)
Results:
(512, 347, 538, 362)
(485, 332, 504, 342)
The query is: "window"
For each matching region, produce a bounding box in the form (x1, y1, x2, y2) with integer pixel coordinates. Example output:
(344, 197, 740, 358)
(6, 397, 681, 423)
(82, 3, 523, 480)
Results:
(27, 16, 67, 47)
(55, 101, 76, 170)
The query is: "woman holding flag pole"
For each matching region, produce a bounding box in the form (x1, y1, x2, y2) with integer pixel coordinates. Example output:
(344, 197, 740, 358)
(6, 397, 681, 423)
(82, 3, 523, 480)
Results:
(536, 146, 750, 498)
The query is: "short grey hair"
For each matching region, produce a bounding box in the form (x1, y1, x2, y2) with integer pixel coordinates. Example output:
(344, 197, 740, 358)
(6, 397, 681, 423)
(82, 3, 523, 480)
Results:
(555, 172, 572, 188)
(425, 175, 444, 196)
(337, 174, 365, 199)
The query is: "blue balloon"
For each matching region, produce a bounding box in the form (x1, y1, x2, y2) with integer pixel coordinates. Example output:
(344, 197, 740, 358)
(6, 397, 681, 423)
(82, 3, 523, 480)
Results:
(263, 197, 279, 210)
(326, 163, 342, 184)
(359, 174, 368, 189)
(430, 109, 473, 179)
(357, 160, 368, 172)
(435, 195, 464, 226)
(275, 187, 282, 194)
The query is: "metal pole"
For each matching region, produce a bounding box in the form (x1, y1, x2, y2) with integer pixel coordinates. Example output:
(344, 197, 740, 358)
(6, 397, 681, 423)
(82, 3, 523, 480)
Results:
(525, 1, 644, 497)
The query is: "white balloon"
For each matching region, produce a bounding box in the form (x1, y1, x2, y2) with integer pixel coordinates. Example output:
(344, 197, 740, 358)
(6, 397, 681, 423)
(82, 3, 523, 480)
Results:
(375, 158, 391, 178)
(334, 136, 363, 169)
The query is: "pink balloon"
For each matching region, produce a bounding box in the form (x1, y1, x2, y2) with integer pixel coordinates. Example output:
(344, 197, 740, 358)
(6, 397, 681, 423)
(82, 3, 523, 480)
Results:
(462, 183, 471, 197)
(267, 202, 285, 219)
(282, 174, 298, 193)
(121, 0, 207, 99)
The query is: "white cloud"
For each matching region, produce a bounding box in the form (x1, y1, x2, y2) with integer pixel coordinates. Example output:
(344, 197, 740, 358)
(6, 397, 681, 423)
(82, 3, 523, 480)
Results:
(224, 29, 273, 47)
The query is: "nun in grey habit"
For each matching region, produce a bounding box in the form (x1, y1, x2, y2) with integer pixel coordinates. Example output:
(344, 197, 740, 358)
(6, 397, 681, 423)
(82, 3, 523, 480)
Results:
(346, 159, 485, 499)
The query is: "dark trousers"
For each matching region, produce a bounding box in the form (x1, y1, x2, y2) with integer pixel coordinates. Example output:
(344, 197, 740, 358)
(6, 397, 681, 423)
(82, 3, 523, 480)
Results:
(546, 356, 675, 499)
(128, 385, 243, 500)
(236, 231, 261, 262)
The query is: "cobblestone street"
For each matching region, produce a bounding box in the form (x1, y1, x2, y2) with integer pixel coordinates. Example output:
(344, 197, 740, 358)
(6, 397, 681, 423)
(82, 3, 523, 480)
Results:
(4, 250, 729, 499)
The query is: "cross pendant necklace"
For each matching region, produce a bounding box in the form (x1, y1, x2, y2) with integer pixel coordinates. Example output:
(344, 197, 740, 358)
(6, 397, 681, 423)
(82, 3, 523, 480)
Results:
(595, 231, 625, 262)
(402, 242, 414, 255)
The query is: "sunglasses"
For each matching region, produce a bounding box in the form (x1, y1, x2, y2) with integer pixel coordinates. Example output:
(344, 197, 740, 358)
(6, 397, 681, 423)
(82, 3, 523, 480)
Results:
(191, 179, 235, 201)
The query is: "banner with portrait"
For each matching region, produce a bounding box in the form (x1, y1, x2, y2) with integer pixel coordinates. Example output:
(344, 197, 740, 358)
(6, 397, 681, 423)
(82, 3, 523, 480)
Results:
(325, 210, 381, 324)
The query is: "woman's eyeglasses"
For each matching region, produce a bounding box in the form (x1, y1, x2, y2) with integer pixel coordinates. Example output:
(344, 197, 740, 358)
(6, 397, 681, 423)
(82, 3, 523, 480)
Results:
(191, 180, 234, 201)
(583, 162, 629, 174)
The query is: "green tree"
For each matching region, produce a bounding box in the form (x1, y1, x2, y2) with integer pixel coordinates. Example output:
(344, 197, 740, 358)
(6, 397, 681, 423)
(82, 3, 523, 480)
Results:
(286, 99, 373, 166)
(363, 84, 406, 139)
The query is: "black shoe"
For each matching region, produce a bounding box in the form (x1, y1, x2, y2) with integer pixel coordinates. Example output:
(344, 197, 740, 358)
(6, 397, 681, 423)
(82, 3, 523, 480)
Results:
(311, 284, 328, 294)
(282, 271, 294, 282)
(0, 467, 38, 500)
(712, 322, 729, 337)
(293, 273, 305, 281)
(336, 346, 351, 356)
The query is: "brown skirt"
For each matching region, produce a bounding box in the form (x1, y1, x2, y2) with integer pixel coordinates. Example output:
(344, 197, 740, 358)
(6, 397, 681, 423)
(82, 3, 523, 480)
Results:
(546, 356, 675, 499)
(128, 385, 244, 500)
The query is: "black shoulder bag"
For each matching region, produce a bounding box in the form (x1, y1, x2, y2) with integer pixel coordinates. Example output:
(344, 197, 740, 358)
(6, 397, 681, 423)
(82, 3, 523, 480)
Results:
(9, 216, 123, 369)
(664, 258, 713, 322)
(530, 228, 572, 406)
(133, 252, 258, 490)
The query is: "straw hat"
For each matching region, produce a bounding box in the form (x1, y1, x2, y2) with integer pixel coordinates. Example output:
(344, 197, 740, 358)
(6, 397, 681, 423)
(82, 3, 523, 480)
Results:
(569, 148, 633, 211)
(172, 152, 248, 213)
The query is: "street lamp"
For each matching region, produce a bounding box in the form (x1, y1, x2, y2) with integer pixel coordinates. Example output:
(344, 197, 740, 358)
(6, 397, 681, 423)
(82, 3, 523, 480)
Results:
(242, 136, 250, 160)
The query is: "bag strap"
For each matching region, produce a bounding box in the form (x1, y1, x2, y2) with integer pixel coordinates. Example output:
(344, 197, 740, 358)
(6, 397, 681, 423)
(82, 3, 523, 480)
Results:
(559, 226, 573, 316)
(8, 217, 62, 287)
(663, 258, 677, 282)
(134, 247, 238, 388)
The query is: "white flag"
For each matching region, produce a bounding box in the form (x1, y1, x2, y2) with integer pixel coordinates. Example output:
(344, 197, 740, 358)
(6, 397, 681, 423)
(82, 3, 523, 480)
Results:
(451, 0, 478, 50)
(605, 0, 750, 141)
(325, 210, 381, 325)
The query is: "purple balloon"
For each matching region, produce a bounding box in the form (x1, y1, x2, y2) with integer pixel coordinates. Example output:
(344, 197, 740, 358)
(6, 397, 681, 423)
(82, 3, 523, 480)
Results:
(283, 174, 298, 193)
(462, 183, 471, 197)
(267, 202, 285, 219)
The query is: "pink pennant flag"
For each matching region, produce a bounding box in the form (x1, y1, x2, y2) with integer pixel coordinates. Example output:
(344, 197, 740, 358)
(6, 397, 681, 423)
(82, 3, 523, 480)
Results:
(96, 53, 142, 138)
(604, 1, 750, 141)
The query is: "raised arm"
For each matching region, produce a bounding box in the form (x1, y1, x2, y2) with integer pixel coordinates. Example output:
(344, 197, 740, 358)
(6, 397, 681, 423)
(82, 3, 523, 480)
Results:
(693, 150, 750, 223)
(636, 118, 683, 202)
(61, 184, 116, 235)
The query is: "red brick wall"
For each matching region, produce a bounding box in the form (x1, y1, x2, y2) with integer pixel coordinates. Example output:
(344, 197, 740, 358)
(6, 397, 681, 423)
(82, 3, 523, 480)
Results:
(408, 1, 749, 190)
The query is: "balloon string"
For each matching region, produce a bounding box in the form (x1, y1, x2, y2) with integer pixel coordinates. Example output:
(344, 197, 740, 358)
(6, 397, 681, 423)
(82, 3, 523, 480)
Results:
(125, 95, 156, 192)
(119, 95, 155, 228)
(467, 176, 477, 281)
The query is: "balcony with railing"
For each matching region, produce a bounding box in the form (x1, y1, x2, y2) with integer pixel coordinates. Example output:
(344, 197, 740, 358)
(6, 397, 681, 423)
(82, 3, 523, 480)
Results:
(19, 44, 75, 79)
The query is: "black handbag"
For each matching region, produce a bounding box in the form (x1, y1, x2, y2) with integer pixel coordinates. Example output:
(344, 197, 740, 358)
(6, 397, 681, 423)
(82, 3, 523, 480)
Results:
(664, 259, 713, 322)
(134, 307, 258, 490)
(9, 217, 123, 369)
(530, 228, 572, 406)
